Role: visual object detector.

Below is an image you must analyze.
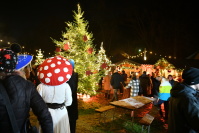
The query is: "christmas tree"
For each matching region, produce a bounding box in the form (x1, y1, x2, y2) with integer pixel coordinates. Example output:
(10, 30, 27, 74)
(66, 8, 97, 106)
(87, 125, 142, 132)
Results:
(97, 42, 112, 75)
(52, 4, 104, 95)
(34, 49, 45, 66)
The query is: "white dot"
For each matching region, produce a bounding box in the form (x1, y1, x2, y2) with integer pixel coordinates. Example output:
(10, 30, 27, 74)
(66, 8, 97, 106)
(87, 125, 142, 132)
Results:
(57, 61, 61, 65)
(63, 67, 68, 72)
(65, 61, 70, 65)
(47, 73, 52, 77)
(47, 60, 52, 63)
(54, 69, 60, 73)
(40, 67, 43, 71)
(66, 74, 71, 79)
(58, 77, 64, 81)
(40, 73, 44, 79)
(45, 78, 50, 83)
(57, 57, 61, 60)
(50, 63, 56, 67)
(44, 66, 49, 70)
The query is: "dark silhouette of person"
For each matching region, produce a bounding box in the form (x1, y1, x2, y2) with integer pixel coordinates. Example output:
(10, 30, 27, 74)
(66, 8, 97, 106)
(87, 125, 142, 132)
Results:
(110, 69, 125, 101)
(0, 44, 53, 133)
(67, 59, 78, 133)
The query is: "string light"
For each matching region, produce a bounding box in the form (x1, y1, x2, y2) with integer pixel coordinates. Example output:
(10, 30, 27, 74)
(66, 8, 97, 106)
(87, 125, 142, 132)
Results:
(122, 50, 177, 60)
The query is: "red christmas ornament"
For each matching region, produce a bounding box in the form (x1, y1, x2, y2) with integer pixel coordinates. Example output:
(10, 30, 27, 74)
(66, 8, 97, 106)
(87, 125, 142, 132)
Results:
(101, 63, 108, 69)
(87, 48, 93, 54)
(55, 47, 61, 52)
(63, 43, 70, 50)
(86, 70, 93, 76)
(83, 35, 88, 42)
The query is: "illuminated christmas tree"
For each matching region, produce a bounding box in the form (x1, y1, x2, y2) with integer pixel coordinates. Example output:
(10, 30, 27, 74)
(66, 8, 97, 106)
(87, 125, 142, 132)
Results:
(97, 42, 112, 75)
(52, 4, 103, 95)
(34, 49, 45, 66)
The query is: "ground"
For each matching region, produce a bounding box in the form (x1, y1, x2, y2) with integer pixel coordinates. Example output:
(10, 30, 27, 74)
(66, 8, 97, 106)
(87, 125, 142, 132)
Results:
(30, 90, 168, 133)
(75, 91, 168, 133)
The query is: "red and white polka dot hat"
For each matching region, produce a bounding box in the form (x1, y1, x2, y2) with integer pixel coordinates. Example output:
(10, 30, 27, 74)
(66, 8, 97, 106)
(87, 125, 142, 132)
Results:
(37, 56, 73, 86)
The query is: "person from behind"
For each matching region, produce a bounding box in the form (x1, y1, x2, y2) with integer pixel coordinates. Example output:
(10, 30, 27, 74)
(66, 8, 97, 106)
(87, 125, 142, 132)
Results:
(126, 73, 140, 97)
(103, 71, 112, 99)
(37, 56, 73, 133)
(0, 44, 53, 133)
(67, 59, 79, 133)
(110, 69, 125, 101)
(158, 77, 172, 121)
(139, 71, 152, 96)
(168, 67, 199, 133)
(15, 54, 33, 79)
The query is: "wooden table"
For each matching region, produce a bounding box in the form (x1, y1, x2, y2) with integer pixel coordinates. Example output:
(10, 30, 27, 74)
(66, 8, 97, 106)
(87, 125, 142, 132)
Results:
(109, 96, 155, 121)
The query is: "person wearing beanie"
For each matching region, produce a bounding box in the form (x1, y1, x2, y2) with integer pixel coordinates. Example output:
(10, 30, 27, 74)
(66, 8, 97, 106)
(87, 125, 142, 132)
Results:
(0, 44, 53, 133)
(168, 67, 199, 133)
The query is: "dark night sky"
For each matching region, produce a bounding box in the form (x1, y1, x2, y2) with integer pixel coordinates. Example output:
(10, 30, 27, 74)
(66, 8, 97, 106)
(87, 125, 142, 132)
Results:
(0, 0, 199, 61)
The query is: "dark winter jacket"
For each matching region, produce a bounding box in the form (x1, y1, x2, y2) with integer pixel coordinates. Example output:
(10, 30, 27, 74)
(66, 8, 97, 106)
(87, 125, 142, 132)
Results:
(169, 79, 178, 87)
(168, 82, 199, 133)
(111, 72, 125, 89)
(0, 75, 53, 133)
(151, 77, 160, 98)
(67, 71, 79, 121)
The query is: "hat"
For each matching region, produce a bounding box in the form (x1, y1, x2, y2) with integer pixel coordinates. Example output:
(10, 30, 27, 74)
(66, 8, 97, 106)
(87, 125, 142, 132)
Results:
(15, 54, 33, 70)
(182, 67, 199, 85)
(37, 56, 73, 86)
(69, 59, 75, 69)
(0, 43, 21, 73)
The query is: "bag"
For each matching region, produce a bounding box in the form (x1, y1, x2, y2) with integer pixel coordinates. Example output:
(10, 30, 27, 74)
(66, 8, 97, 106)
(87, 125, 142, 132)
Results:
(24, 118, 38, 133)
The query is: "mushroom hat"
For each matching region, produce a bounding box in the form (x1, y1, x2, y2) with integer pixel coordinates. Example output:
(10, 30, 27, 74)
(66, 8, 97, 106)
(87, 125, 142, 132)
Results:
(37, 56, 73, 86)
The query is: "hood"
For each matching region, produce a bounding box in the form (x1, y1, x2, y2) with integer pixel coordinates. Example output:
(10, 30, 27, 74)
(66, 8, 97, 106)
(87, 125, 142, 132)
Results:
(170, 83, 196, 97)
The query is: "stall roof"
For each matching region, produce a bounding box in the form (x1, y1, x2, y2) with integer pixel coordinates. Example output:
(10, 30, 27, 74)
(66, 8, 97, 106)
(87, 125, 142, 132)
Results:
(114, 59, 141, 66)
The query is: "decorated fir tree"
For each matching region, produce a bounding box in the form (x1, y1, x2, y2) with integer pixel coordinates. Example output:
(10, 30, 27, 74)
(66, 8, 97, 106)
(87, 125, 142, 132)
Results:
(52, 4, 105, 95)
(34, 49, 45, 66)
(154, 58, 175, 70)
(97, 42, 112, 75)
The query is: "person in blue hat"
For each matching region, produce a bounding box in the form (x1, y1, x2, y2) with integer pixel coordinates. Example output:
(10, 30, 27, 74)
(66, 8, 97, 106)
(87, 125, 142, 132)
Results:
(0, 44, 53, 133)
(15, 54, 33, 79)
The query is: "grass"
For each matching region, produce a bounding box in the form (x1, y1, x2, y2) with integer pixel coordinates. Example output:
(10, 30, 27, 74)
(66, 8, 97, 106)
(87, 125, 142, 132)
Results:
(76, 104, 167, 133)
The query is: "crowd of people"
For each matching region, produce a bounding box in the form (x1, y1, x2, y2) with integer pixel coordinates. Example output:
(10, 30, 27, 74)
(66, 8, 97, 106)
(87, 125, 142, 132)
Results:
(0, 44, 78, 133)
(103, 67, 199, 132)
(1, 43, 199, 133)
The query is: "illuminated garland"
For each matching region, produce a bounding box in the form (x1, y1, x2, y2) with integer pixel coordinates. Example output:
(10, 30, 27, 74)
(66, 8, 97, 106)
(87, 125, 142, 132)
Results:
(122, 50, 177, 60)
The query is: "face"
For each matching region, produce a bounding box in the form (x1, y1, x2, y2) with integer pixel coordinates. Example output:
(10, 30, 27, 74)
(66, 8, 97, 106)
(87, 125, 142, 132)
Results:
(168, 76, 173, 80)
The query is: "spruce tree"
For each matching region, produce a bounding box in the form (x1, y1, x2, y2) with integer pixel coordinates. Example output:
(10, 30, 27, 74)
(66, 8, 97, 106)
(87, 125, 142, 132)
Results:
(34, 49, 45, 66)
(97, 42, 112, 75)
(52, 4, 103, 95)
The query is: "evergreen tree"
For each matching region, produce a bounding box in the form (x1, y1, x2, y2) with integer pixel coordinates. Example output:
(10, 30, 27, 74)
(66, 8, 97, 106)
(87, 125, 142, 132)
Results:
(52, 4, 103, 95)
(34, 49, 45, 66)
(97, 42, 112, 75)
